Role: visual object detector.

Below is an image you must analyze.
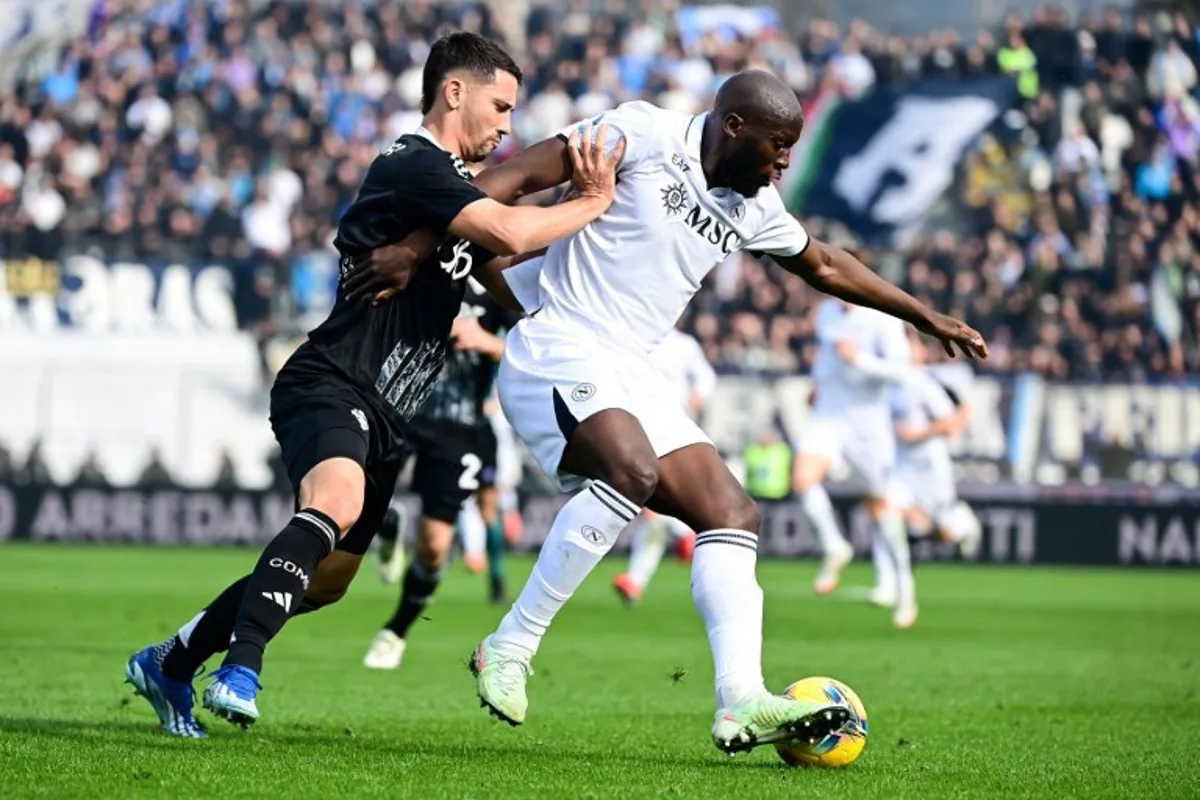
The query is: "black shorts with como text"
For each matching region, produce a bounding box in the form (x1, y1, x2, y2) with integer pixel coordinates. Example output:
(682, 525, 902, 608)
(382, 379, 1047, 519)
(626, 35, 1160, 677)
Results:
(269, 344, 410, 555)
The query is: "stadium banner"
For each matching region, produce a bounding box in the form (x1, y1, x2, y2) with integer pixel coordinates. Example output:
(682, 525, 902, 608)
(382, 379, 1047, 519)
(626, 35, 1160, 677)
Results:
(0, 254, 252, 333)
(2, 483, 1197, 568)
(784, 78, 1018, 243)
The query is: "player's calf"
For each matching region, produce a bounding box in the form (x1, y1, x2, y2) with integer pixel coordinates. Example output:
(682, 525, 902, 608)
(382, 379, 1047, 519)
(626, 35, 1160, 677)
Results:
(220, 460, 363, 685)
(365, 516, 452, 670)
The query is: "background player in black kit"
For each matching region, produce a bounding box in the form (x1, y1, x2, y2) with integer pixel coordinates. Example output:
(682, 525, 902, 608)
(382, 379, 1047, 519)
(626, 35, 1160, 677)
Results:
(364, 277, 520, 671)
(123, 32, 624, 738)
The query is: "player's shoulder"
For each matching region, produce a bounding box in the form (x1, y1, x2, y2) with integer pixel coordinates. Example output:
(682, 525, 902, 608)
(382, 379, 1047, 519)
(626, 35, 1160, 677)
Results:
(379, 135, 471, 178)
(607, 100, 677, 126)
(602, 101, 690, 148)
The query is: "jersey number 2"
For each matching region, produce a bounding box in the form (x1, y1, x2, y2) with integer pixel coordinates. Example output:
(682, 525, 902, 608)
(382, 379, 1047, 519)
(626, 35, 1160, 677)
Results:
(458, 453, 482, 491)
(440, 238, 474, 280)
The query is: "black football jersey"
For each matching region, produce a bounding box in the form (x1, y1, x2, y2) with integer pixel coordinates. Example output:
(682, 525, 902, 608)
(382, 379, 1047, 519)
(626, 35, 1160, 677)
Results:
(417, 277, 523, 427)
(301, 133, 494, 426)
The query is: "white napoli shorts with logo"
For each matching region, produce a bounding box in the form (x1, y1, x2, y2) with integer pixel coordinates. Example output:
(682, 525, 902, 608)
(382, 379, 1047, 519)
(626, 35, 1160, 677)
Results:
(794, 411, 894, 497)
(498, 319, 712, 492)
(890, 452, 957, 519)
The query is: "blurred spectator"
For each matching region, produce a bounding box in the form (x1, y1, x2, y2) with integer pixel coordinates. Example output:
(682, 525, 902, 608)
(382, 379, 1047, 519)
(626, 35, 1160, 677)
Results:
(998, 30, 1038, 100)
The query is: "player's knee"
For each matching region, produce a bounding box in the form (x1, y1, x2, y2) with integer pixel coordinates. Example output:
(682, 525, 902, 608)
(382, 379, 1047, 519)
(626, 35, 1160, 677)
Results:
(299, 462, 366, 532)
(791, 455, 826, 493)
(863, 495, 891, 519)
(416, 520, 455, 570)
(604, 456, 660, 506)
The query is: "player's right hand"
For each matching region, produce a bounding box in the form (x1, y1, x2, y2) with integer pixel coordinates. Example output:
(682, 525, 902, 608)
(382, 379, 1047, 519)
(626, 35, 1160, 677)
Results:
(918, 312, 988, 360)
(343, 228, 442, 305)
(567, 122, 625, 203)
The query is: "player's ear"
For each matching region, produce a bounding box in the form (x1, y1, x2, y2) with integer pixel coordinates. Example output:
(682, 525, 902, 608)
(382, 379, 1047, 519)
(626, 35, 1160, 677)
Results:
(723, 113, 745, 139)
(444, 77, 464, 111)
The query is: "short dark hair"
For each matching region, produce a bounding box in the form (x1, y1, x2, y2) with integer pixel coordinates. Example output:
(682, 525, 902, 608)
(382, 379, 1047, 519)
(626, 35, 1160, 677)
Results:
(421, 32, 522, 115)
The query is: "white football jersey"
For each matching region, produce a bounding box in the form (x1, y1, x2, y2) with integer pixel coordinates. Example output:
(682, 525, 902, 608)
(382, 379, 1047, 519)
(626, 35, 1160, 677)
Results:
(520, 101, 810, 356)
(647, 328, 717, 417)
(810, 298, 910, 418)
(891, 367, 959, 468)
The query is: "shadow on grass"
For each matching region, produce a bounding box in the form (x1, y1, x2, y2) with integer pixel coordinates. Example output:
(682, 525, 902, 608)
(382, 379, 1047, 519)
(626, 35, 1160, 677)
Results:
(0, 716, 794, 773)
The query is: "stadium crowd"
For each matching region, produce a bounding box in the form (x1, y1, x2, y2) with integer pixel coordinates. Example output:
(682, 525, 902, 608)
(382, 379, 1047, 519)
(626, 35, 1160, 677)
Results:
(1, 0, 1198, 380)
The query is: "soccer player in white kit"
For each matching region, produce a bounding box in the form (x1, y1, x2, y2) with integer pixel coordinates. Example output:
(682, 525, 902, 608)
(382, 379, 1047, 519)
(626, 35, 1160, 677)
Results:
(351, 70, 986, 754)
(793, 296, 920, 627)
(612, 327, 716, 604)
(885, 327, 981, 587)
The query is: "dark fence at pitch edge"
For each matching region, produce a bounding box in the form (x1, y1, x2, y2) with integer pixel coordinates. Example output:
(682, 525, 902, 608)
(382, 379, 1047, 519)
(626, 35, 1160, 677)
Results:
(2, 482, 1197, 568)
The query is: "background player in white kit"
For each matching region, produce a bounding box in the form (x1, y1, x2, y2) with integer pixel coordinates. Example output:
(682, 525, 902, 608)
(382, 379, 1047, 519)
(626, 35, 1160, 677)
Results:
(612, 326, 716, 605)
(792, 294, 920, 628)
(883, 327, 982, 602)
(351, 70, 986, 755)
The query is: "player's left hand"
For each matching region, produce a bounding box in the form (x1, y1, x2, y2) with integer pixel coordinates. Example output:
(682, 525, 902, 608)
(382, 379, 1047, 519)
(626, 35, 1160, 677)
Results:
(343, 228, 442, 305)
(918, 312, 988, 359)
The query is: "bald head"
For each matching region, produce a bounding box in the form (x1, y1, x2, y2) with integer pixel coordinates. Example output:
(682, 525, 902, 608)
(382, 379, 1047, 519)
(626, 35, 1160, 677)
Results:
(703, 70, 803, 196)
(714, 70, 803, 130)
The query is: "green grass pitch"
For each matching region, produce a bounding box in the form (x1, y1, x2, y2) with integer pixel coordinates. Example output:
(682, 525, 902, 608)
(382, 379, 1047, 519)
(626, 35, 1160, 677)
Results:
(0, 544, 1198, 799)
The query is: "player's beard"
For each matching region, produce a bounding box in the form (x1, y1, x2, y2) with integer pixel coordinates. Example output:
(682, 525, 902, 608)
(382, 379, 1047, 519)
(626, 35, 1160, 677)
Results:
(723, 144, 770, 196)
(461, 115, 496, 163)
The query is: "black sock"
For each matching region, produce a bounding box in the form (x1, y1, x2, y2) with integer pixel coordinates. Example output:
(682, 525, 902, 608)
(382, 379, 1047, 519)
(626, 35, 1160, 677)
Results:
(161, 575, 251, 681)
(384, 560, 443, 638)
(224, 508, 338, 674)
(377, 507, 401, 544)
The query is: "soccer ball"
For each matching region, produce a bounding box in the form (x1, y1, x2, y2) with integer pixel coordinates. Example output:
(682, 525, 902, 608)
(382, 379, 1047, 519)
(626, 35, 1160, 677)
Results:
(775, 677, 868, 768)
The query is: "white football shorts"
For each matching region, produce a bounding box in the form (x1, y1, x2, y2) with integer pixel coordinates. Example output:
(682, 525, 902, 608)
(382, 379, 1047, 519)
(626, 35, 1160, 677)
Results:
(498, 318, 712, 492)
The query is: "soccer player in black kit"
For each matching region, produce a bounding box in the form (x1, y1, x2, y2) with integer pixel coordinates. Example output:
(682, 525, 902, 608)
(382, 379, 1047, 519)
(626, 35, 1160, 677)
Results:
(123, 32, 624, 737)
(364, 277, 520, 671)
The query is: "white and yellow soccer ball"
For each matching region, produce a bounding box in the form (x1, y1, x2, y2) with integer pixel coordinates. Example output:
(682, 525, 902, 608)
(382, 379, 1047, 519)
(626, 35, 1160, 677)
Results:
(775, 677, 869, 768)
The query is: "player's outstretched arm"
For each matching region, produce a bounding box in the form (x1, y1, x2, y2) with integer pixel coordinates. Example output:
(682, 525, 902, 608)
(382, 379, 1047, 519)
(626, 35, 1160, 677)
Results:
(773, 240, 988, 359)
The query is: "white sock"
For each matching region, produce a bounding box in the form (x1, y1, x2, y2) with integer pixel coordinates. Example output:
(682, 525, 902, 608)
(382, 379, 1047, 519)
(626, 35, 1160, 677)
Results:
(627, 515, 668, 589)
(493, 481, 638, 659)
(663, 516, 692, 540)
(800, 486, 849, 555)
(458, 498, 486, 558)
(691, 529, 767, 709)
(875, 511, 916, 609)
(176, 610, 205, 647)
(871, 535, 896, 596)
